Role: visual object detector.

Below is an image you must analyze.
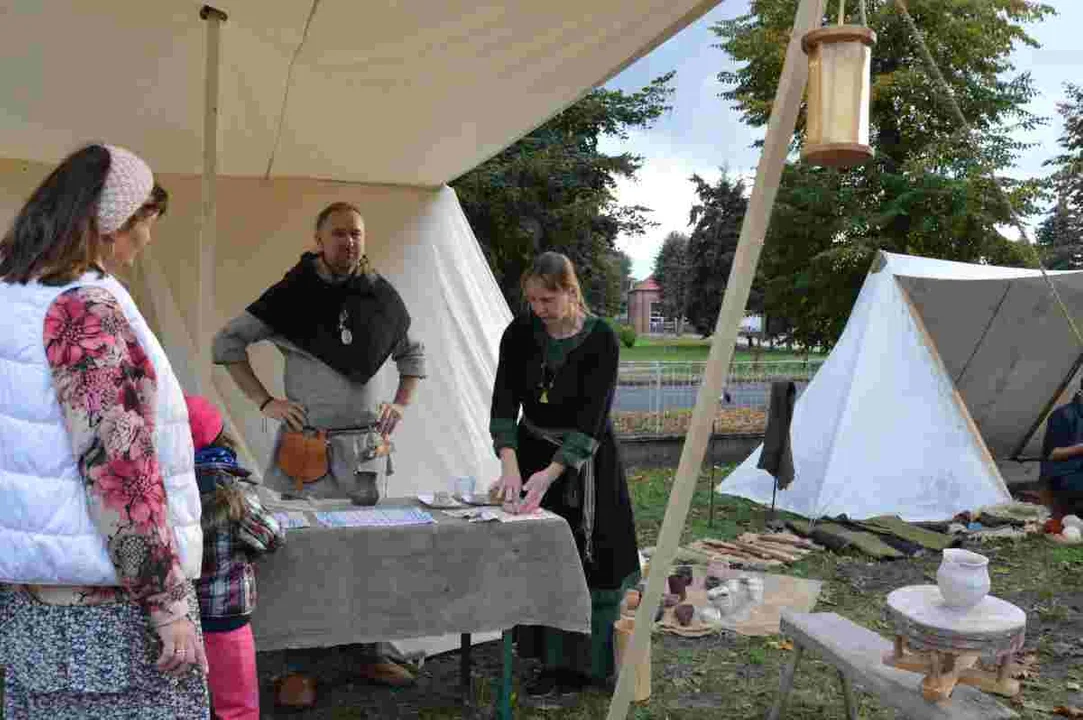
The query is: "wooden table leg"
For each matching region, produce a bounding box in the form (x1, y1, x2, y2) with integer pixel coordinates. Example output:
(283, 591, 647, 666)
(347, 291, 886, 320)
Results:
(460, 633, 471, 703)
(497, 629, 513, 720)
(767, 644, 805, 720)
(838, 669, 857, 720)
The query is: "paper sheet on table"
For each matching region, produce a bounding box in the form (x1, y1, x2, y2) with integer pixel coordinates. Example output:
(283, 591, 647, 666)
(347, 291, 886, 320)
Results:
(272, 511, 311, 530)
(314, 507, 436, 528)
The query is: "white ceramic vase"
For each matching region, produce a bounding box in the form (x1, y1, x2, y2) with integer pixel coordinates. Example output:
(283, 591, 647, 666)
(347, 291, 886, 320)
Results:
(936, 548, 990, 608)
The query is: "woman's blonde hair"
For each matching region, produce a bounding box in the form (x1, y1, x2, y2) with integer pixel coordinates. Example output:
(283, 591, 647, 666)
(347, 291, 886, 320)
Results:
(203, 427, 248, 524)
(520, 251, 590, 317)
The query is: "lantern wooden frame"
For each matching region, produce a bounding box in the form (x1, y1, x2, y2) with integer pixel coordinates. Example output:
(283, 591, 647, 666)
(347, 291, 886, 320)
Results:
(801, 24, 876, 167)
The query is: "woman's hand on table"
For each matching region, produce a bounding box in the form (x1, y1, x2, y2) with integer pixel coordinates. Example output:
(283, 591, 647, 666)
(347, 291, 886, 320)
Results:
(518, 464, 563, 514)
(491, 471, 523, 513)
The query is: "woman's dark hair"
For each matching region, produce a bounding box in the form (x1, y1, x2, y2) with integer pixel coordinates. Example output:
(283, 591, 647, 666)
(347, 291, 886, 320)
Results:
(0, 146, 167, 287)
(0, 145, 111, 286)
(124, 183, 169, 228)
(315, 201, 363, 232)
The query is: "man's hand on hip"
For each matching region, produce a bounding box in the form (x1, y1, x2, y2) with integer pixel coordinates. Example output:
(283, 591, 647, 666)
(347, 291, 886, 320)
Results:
(376, 402, 405, 436)
(262, 398, 308, 431)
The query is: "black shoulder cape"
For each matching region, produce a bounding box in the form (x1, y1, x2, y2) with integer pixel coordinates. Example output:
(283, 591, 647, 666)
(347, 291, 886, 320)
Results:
(246, 253, 410, 384)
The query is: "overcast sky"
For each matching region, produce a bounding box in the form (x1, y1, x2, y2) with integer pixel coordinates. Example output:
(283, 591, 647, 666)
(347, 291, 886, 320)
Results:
(600, 1, 1083, 279)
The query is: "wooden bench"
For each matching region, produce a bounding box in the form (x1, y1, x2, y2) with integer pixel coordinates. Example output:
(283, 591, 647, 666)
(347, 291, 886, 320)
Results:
(767, 611, 1017, 720)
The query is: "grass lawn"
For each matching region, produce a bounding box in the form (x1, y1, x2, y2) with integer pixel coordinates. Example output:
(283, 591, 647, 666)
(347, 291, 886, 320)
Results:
(620, 336, 823, 364)
(259, 468, 1083, 719)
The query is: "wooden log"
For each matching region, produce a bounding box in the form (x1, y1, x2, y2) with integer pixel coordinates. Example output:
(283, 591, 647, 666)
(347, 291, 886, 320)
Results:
(739, 533, 811, 554)
(733, 539, 803, 563)
(753, 532, 818, 549)
(701, 539, 787, 562)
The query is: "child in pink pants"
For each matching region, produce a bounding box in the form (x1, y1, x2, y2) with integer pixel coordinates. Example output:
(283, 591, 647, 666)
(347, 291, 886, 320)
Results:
(187, 395, 285, 720)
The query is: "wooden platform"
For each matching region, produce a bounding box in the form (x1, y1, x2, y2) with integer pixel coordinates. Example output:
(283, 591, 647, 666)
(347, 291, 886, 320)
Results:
(768, 611, 1016, 719)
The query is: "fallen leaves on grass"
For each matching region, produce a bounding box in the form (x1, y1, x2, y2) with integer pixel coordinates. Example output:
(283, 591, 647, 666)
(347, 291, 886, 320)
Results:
(613, 408, 766, 436)
(766, 639, 795, 651)
(1054, 706, 1083, 718)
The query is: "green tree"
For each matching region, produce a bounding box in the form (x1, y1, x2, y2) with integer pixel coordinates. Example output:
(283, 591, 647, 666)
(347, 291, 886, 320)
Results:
(1038, 83, 1083, 269)
(713, 0, 1050, 349)
(652, 231, 690, 331)
(451, 74, 676, 311)
(685, 173, 750, 336)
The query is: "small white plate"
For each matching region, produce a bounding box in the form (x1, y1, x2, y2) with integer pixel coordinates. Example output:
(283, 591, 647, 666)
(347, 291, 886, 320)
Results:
(456, 493, 502, 506)
(416, 493, 464, 508)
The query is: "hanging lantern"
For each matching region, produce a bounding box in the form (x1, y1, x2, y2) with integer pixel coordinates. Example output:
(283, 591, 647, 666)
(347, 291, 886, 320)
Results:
(801, 20, 876, 168)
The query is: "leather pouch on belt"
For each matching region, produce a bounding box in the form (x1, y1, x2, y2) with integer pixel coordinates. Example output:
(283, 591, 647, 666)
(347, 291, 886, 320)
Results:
(276, 427, 329, 492)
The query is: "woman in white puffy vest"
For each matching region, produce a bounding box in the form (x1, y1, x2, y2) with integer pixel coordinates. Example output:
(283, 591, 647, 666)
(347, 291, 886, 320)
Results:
(0, 145, 209, 717)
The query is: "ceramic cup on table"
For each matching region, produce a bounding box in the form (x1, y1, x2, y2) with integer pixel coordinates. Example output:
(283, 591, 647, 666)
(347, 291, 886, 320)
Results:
(454, 475, 477, 498)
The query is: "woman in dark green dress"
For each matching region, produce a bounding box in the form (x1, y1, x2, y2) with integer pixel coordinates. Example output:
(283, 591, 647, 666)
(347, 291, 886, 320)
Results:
(489, 252, 639, 696)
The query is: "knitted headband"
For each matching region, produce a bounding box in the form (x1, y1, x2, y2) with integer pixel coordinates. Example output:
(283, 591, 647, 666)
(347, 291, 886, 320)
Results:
(96, 145, 154, 235)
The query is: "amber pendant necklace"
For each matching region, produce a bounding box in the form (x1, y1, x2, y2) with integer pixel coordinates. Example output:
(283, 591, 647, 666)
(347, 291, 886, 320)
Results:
(538, 353, 555, 404)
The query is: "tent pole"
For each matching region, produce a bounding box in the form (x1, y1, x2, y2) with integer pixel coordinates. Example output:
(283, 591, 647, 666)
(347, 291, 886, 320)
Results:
(604, 0, 825, 716)
(198, 5, 228, 394)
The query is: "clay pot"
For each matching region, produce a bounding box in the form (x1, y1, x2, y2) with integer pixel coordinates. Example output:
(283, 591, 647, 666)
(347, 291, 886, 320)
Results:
(668, 574, 689, 599)
(709, 587, 735, 615)
(275, 673, 317, 709)
(674, 604, 695, 626)
(662, 593, 680, 607)
(675, 565, 694, 580)
(936, 548, 990, 608)
(349, 471, 380, 506)
(624, 589, 641, 611)
(704, 576, 723, 591)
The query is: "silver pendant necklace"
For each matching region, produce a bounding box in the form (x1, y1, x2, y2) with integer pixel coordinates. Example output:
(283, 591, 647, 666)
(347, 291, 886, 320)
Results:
(338, 307, 353, 345)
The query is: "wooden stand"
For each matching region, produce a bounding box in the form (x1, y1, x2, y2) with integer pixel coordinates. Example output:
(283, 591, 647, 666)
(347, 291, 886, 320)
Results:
(883, 636, 1020, 701)
(884, 585, 1026, 702)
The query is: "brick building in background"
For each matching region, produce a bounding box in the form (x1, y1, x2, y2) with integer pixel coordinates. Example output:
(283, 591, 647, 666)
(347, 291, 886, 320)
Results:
(627, 277, 662, 335)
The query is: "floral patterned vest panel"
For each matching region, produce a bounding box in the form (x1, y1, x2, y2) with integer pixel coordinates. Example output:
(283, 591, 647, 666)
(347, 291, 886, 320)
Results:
(0, 273, 201, 584)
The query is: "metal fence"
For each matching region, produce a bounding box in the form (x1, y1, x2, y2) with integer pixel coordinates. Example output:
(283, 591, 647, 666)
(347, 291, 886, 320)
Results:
(614, 359, 823, 421)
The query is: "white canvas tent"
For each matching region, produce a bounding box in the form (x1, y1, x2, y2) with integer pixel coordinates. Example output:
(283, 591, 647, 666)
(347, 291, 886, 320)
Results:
(0, 0, 724, 658)
(723, 251, 1083, 522)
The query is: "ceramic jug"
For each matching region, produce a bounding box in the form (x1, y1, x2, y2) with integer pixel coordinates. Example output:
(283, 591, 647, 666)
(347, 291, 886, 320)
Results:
(936, 548, 990, 608)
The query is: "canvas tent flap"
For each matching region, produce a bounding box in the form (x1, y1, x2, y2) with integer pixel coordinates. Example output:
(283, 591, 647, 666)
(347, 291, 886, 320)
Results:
(899, 272, 1083, 458)
(0, 0, 718, 186)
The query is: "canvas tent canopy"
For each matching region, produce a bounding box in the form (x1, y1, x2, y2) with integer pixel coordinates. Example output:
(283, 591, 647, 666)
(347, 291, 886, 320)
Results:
(0, 0, 721, 489)
(722, 251, 1083, 522)
(0, 0, 724, 659)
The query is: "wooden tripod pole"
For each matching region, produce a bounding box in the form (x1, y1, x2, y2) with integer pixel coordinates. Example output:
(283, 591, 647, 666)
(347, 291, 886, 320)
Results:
(197, 5, 227, 394)
(605, 0, 825, 716)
